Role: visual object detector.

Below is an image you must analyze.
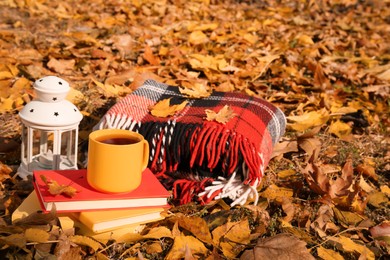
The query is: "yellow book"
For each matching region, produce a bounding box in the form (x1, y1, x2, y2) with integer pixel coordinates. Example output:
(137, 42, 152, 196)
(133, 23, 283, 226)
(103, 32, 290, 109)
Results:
(78, 207, 165, 233)
(11, 191, 149, 242)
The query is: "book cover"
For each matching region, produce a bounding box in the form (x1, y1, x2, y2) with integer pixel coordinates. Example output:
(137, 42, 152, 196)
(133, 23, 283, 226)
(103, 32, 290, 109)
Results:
(78, 207, 166, 233)
(12, 191, 146, 242)
(33, 168, 170, 212)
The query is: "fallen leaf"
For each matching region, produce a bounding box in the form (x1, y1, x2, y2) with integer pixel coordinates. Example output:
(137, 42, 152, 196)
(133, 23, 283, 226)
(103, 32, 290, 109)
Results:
(328, 120, 352, 139)
(69, 235, 102, 252)
(176, 214, 213, 244)
(205, 105, 237, 124)
(356, 163, 378, 181)
(149, 98, 189, 118)
(25, 228, 50, 243)
(367, 191, 389, 208)
(337, 235, 375, 260)
(143, 226, 173, 239)
(370, 221, 390, 245)
(143, 45, 160, 66)
(189, 31, 209, 45)
(165, 235, 208, 260)
(381, 185, 390, 196)
(240, 233, 314, 260)
(271, 140, 299, 158)
(212, 219, 251, 258)
(287, 109, 330, 132)
(40, 175, 78, 198)
(333, 208, 365, 226)
(47, 58, 75, 75)
(317, 246, 344, 260)
(92, 78, 132, 98)
(179, 82, 211, 98)
(259, 184, 294, 200)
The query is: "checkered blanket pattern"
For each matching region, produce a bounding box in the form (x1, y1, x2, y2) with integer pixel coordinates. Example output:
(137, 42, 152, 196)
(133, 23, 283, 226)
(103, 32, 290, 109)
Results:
(95, 80, 286, 206)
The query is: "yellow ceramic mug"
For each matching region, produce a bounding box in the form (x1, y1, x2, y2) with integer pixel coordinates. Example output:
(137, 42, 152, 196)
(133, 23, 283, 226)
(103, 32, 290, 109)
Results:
(87, 129, 149, 193)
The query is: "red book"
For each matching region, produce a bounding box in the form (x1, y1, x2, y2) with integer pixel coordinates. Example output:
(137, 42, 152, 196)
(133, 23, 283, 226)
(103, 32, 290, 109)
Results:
(33, 168, 170, 212)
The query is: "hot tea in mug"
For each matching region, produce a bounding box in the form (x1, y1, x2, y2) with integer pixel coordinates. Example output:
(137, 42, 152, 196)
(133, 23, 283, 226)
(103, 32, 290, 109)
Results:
(87, 129, 149, 193)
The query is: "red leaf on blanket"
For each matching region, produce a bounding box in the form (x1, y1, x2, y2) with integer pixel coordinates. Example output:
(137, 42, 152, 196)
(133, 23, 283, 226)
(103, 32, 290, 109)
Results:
(205, 105, 236, 124)
(149, 98, 189, 117)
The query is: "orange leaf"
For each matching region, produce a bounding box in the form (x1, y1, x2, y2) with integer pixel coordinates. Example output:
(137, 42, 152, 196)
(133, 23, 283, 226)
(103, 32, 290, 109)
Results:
(205, 105, 236, 124)
(40, 175, 78, 198)
(179, 82, 211, 99)
(149, 98, 188, 118)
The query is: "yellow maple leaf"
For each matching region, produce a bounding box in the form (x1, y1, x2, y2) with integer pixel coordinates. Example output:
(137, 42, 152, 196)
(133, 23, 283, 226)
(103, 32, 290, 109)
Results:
(179, 82, 211, 98)
(205, 105, 236, 124)
(40, 175, 78, 198)
(150, 98, 188, 118)
(328, 120, 352, 138)
(287, 109, 330, 132)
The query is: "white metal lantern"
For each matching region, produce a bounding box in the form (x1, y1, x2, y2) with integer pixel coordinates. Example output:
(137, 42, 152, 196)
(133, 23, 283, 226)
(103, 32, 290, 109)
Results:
(16, 76, 83, 179)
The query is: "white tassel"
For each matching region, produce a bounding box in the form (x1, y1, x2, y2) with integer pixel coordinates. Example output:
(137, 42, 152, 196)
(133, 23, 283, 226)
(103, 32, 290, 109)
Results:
(198, 164, 260, 207)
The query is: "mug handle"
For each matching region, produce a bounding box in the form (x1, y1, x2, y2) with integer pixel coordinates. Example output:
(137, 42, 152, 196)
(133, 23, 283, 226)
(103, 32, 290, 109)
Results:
(141, 140, 149, 171)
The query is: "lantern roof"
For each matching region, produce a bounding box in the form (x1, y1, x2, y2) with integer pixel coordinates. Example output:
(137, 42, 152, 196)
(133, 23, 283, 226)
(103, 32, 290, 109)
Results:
(19, 76, 83, 128)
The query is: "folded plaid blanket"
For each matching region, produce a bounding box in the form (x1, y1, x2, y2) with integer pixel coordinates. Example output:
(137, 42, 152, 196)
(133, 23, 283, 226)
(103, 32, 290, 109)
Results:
(95, 80, 286, 206)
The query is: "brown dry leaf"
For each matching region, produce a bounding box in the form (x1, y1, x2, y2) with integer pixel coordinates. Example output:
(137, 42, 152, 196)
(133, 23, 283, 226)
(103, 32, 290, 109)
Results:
(25, 228, 50, 243)
(240, 233, 314, 260)
(179, 82, 211, 99)
(176, 214, 213, 244)
(311, 204, 339, 239)
(271, 140, 299, 159)
(356, 163, 378, 181)
(287, 109, 330, 132)
(297, 136, 321, 161)
(317, 246, 344, 260)
(165, 235, 208, 260)
(0, 161, 12, 182)
(205, 105, 237, 124)
(328, 159, 354, 200)
(370, 221, 390, 245)
(280, 197, 296, 223)
(212, 219, 251, 258)
(149, 98, 189, 118)
(40, 175, 78, 198)
(47, 58, 75, 75)
(0, 233, 26, 248)
(69, 235, 102, 252)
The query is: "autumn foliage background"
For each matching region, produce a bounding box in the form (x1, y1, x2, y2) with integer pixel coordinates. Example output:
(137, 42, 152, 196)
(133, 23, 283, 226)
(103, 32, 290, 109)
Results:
(0, 0, 389, 259)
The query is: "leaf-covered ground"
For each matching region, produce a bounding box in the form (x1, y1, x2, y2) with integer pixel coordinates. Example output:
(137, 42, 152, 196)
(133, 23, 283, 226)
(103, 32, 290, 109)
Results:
(0, 0, 389, 259)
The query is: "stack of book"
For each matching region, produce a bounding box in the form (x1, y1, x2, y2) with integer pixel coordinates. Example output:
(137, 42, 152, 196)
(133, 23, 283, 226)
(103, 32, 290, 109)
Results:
(12, 168, 170, 240)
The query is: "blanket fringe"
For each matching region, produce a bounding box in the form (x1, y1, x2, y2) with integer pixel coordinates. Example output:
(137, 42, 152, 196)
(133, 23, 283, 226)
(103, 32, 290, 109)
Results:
(97, 114, 265, 205)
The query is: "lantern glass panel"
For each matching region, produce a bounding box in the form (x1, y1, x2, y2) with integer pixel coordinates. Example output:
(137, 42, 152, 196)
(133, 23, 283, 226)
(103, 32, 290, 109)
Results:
(21, 125, 28, 166)
(60, 129, 77, 168)
(32, 129, 54, 169)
